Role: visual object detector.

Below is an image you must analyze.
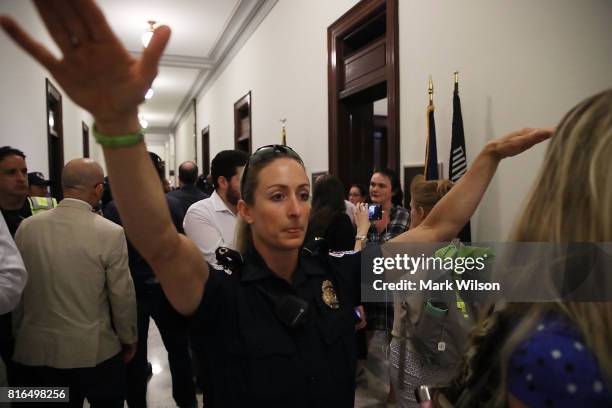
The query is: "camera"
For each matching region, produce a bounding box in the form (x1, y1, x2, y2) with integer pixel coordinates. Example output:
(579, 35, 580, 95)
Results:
(368, 204, 383, 221)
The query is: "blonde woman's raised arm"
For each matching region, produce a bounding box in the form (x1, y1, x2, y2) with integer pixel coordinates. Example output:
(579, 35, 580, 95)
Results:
(392, 128, 553, 245)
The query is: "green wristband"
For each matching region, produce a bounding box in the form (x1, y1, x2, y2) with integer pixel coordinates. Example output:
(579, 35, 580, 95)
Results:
(93, 125, 144, 148)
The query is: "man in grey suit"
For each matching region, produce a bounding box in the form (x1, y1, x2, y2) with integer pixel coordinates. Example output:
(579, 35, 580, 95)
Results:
(13, 158, 137, 408)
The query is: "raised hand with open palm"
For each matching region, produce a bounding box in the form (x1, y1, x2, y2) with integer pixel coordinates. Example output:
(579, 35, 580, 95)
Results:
(1, 0, 170, 135)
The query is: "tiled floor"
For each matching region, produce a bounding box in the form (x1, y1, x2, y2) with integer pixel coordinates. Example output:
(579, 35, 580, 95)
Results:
(88, 324, 393, 407)
(355, 331, 393, 408)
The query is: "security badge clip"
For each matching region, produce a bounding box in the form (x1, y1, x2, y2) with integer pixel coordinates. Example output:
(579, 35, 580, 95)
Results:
(215, 246, 244, 273)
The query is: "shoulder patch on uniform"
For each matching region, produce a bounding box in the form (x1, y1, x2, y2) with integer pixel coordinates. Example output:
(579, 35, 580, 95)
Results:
(328, 250, 357, 258)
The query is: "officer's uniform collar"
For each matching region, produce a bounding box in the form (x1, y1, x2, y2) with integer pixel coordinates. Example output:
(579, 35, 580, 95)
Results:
(240, 244, 325, 285)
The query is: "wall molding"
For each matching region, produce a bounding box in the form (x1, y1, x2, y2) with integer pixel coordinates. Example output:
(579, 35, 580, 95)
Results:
(170, 0, 279, 132)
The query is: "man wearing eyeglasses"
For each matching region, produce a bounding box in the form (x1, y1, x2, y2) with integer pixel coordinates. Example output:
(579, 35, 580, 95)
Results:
(184, 150, 248, 268)
(12, 158, 137, 407)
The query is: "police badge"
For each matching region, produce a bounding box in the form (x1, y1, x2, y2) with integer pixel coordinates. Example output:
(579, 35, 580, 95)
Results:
(321, 280, 339, 309)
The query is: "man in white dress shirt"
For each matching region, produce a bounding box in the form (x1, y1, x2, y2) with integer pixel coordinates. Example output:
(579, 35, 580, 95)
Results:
(0, 212, 27, 386)
(184, 150, 248, 267)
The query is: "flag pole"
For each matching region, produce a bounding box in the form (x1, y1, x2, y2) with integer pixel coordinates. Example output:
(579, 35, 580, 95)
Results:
(454, 71, 459, 93)
(280, 118, 287, 145)
(425, 76, 438, 179)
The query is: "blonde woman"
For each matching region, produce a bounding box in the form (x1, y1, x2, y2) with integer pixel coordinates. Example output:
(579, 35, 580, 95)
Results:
(447, 90, 612, 408)
(389, 176, 456, 408)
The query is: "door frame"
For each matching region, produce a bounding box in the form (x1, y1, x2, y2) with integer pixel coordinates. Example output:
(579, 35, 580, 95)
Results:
(201, 126, 210, 176)
(46, 78, 64, 199)
(327, 0, 400, 179)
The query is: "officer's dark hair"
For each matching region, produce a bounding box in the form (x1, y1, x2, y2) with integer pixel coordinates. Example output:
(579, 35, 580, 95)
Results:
(149, 152, 164, 181)
(372, 167, 404, 207)
(178, 161, 198, 185)
(236, 145, 305, 253)
(211, 150, 248, 190)
(306, 175, 347, 243)
(0, 146, 26, 162)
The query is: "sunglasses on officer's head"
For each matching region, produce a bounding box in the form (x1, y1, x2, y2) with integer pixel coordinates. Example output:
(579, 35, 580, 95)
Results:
(240, 144, 304, 195)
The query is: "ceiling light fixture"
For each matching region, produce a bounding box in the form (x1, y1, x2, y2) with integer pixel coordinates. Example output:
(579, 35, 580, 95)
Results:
(141, 20, 156, 48)
(145, 88, 154, 100)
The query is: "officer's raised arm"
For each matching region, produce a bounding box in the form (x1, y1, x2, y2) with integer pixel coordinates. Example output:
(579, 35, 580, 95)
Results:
(391, 127, 553, 245)
(0, 0, 207, 316)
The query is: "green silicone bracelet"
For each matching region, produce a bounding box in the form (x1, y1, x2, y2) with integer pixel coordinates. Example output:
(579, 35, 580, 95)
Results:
(93, 125, 144, 148)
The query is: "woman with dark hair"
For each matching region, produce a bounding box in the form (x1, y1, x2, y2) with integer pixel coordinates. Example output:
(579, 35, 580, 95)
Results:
(0, 3, 552, 406)
(368, 168, 409, 243)
(365, 167, 410, 344)
(348, 183, 368, 205)
(306, 175, 355, 251)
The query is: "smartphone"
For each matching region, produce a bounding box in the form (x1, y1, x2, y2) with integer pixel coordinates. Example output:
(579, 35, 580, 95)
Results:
(368, 204, 383, 221)
(353, 308, 362, 323)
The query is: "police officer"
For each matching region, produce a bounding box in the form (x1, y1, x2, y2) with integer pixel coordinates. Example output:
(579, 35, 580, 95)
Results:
(193, 145, 363, 407)
(0, 148, 57, 237)
(0, 3, 552, 405)
(27, 171, 51, 199)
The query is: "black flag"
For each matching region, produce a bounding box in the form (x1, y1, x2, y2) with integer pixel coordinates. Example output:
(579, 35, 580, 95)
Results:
(449, 78, 471, 242)
(425, 103, 439, 180)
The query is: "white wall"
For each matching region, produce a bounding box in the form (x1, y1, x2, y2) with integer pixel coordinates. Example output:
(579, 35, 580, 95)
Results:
(4, 1, 611, 240)
(174, 109, 196, 177)
(398, 0, 612, 240)
(191, 0, 360, 176)
(145, 133, 173, 182)
(191, 0, 612, 241)
(0, 1, 98, 176)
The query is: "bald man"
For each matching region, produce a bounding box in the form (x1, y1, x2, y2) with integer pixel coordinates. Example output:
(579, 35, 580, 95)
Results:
(13, 159, 137, 407)
(167, 160, 209, 214)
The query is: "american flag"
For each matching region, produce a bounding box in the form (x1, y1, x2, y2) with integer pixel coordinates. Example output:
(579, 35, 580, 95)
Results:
(449, 77, 471, 242)
(449, 81, 467, 182)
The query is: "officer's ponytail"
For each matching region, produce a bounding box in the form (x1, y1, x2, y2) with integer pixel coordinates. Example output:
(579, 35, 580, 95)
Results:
(235, 217, 252, 254)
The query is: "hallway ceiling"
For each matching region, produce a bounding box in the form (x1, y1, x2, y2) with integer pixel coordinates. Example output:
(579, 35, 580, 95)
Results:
(95, 0, 274, 133)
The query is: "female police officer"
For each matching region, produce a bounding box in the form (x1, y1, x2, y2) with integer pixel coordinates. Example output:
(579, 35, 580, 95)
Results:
(0, 2, 552, 406)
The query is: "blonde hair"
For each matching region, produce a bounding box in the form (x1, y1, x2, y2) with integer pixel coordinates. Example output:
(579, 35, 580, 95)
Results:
(513, 91, 612, 242)
(235, 218, 251, 254)
(460, 89, 612, 407)
(510, 88, 612, 377)
(410, 174, 454, 212)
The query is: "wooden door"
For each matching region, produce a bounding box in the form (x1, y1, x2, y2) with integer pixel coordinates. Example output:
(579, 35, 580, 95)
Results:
(46, 79, 64, 200)
(327, 0, 399, 190)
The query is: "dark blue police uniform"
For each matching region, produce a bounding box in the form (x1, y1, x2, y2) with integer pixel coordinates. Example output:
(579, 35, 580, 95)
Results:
(195, 244, 361, 407)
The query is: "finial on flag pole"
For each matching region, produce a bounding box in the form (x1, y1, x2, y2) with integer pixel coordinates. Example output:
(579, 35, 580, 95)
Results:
(280, 118, 287, 145)
(428, 75, 434, 106)
(454, 71, 459, 93)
